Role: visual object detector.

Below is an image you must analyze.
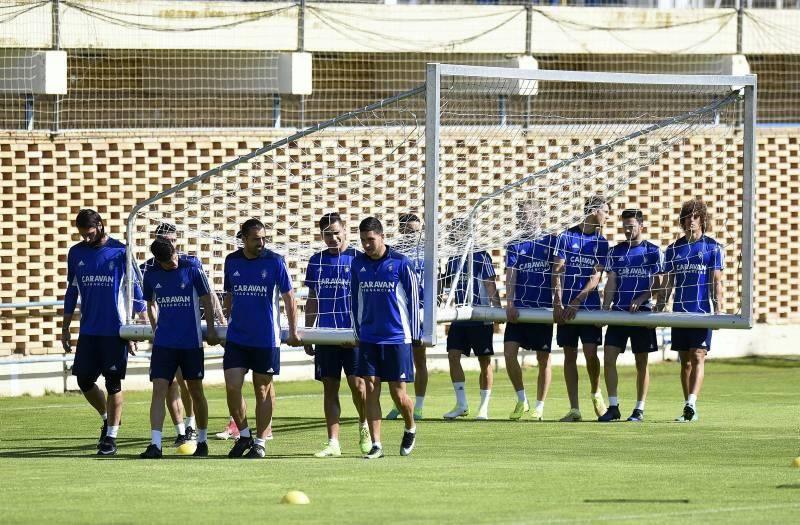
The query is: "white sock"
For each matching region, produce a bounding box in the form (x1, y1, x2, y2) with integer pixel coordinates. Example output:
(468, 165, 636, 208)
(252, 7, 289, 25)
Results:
(415, 396, 425, 410)
(609, 396, 619, 407)
(329, 438, 340, 447)
(361, 420, 368, 429)
(406, 426, 416, 434)
(151, 430, 162, 449)
(593, 391, 603, 399)
(101, 413, 107, 421)
(175, 423, 185, 436)
(635, 401, 645, 411)
(373, 441, 382, 449)
(185, 416, 196, 428)
(198, 428, 208, 443)
(687, 394, 697, 407)
(535, 400, 545, 411)
(239, 427, 251, 438)
(453, 382, 467, 407)
(254, 437, 266, 448)
(479, 389, 491, 409)
(516, 389, 527, 402)
(107, 425, 119, 438)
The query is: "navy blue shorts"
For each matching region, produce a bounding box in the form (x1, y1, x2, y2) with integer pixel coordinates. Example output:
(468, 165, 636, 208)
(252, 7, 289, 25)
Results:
(72, 335, 128, 380)
(504, 323, 554, 353)
(150, 345, 204, 381)
(447, 323, 494, 357)
(604, 325, 658, 354)
(223, 341, 280, 375)
(671, 327, 712, 352)
(358, 342, 414, 382)
(557, 324, 603, 348)
(314, 345, 360, 381)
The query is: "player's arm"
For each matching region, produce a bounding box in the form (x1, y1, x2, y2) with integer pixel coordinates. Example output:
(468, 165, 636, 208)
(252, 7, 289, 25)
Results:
(551, 256, 566, 323)
(712, 269, 723, 314)
(303, 287, 318, 355)
(656, 273, 673, 312)
(629, 278, 651, 313)
(349, 262, 360, 343)
(602, 271, 617, 311)
(505, 267, 519, 322)
(146, 300, 158, 332)
(281, 290, 301, 346)
(222, 293, 232, 320)
(200, 293, 219, 346)
(62, 254, 79, 353)
(564, 264, 602, 320)
(193, 268, 219, 346)
(485, 276, 501, 308)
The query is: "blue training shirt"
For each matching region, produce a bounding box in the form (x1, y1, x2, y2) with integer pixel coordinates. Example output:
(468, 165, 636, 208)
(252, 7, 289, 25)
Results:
(224, 248, 293, 349)
(663, 235, 724, 314)
(350, 247, 420, 345)
(605, 240, 663, 311)
(554, 226, 609, 310)
(506, 235, 557, 308)
(445, 250, 496, 326)
(64, 237, 144, 337)
(304, 247, 359, 329)
(143, 258, 211, 349)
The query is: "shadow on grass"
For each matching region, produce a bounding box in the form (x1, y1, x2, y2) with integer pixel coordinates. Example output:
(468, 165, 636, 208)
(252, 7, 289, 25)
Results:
(716, 356, 800, 369)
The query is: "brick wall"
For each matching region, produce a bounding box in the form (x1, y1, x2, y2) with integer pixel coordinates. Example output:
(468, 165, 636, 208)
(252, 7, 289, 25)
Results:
(0, 128, 797, 356)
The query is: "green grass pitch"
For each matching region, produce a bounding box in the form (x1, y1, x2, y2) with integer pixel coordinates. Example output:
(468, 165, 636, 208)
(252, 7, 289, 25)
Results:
(1, 357, 799, 524)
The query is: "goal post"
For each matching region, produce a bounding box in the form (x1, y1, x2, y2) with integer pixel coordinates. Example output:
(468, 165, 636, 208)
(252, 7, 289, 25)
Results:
(119, 63, 756, 347)
(422, 63, 756, 347)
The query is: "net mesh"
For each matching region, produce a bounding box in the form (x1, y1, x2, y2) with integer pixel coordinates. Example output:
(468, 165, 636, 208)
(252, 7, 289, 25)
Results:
(128, 87, 427, 334)
(435, 72, 746, 320)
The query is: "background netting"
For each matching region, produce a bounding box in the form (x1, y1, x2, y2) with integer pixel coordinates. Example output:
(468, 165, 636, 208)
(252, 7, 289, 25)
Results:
(435, 72, 746, 318)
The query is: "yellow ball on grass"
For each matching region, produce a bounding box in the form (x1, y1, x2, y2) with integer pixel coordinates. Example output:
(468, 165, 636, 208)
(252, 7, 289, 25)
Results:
(281, 490, 310, 505)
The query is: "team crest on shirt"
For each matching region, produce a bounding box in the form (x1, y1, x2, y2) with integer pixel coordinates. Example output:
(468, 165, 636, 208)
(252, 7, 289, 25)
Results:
(261, 269, 268, 279)
(180, 281, 187, 289)
(108, 261, 115, 270)
(388, 263, 394, 272)
(344, 267, 349, 273)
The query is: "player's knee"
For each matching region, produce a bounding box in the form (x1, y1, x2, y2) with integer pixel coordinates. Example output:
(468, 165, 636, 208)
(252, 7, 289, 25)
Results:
(104, 375, 123, 395)
(77, 376, 96, 393)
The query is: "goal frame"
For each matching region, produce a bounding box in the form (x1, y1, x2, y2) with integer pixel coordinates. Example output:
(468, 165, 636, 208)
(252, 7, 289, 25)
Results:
(420, 63, 757, 347)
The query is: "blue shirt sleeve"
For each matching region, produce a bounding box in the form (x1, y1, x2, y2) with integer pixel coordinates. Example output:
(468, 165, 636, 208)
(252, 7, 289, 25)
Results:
(662, 245, 675, 274)
(304, 257, 318, 292)
(479, 252, 495, 280)
(596, 238, 609, 269)
(506, 244, 518, 269)
(399, 259, 421, 341)
(554, 234, 566, 260)
(143, 273, 154, 302)
(132, 272, 146, 314)
(192, 267, 211, 298)
(712, 242, 725, 271)
(350, 259, 360, 337)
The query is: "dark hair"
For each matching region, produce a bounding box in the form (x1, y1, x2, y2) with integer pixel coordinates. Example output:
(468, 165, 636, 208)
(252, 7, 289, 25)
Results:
(679, 198, 709, 233)
(399, 213, 420, 226)
(319, 212, 343, 231)
(240, 218, 265, 239)
(621, 209, 644, 223)
(584, 196, 608, 215)
(150, 238, 175, 263)
(75, 209, 103, 229)
(359, 217, 383, 234)
(154, 222, 177, 237)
